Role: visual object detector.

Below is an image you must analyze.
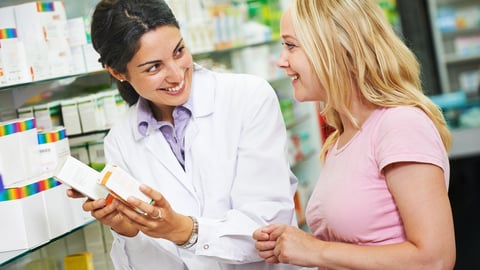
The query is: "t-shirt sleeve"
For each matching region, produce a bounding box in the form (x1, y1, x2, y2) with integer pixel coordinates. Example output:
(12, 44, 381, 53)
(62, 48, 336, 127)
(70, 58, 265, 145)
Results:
(374, 107, 448, 174)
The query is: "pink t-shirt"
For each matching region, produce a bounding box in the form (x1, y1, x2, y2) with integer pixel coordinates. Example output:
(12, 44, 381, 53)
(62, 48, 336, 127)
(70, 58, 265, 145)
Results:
(305, 106, 449, 245)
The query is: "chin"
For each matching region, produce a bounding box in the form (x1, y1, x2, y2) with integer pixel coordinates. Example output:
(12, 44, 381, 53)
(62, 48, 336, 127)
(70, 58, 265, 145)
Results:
(293, 92, 307, 102)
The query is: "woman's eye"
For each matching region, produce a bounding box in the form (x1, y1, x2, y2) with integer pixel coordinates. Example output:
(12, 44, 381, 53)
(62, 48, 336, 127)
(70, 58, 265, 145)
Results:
(282, 42, 297, 50)
(175, 46, 185, 57)
(146, 64, 160, 73)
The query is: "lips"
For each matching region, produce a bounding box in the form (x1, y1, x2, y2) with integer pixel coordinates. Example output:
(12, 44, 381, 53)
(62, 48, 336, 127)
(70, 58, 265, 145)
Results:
(160, 79, 185, 92)
(286, 73, 299, 82)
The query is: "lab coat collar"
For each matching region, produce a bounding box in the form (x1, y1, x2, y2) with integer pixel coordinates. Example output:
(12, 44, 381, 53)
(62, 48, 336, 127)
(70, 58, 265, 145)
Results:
(190, 63, 215, 119)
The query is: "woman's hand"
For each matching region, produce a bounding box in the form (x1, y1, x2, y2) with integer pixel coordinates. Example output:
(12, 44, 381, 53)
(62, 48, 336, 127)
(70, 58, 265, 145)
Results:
(115, 184, 193, 245)
(66, 188, 139, 237)
(253, 224, 320, 267)
(253, 224, 281, 263)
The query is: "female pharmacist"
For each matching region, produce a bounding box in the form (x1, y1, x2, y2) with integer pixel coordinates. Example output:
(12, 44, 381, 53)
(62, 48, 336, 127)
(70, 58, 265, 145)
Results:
(67, 0, 300, 269)
(253, 0, 456, 269)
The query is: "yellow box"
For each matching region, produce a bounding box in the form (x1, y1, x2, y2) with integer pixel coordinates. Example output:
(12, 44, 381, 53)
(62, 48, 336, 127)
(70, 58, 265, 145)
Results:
(64, 251, 94, 270)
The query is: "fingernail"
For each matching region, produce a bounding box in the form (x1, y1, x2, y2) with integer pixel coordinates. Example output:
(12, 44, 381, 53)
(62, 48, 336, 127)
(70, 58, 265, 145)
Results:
(98, 199, 106, 207)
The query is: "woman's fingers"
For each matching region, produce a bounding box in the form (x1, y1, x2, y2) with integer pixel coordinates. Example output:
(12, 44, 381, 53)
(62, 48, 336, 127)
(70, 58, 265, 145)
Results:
(139, 184, 167, 206)
(121, 184, 171, 219)
(66, 188, 86, 198)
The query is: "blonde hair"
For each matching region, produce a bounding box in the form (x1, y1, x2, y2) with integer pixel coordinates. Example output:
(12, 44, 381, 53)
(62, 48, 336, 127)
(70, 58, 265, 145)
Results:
(290, 0, 451, 160)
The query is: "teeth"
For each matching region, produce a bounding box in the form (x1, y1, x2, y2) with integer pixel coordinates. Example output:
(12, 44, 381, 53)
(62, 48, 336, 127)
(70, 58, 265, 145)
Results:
(291, 75, 299, 80)
(166, 80, 184, 92)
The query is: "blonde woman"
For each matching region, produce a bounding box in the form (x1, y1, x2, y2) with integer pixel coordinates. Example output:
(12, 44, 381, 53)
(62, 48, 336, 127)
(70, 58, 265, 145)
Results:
(253, 0, 456, 269)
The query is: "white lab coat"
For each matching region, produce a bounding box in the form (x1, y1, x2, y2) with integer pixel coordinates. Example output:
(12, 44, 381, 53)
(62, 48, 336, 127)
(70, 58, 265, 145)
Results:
(104, 65, 300, 270)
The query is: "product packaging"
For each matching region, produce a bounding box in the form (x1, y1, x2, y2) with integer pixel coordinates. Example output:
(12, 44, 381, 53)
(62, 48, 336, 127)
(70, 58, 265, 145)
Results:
(54, 156, 109, 200)
(14, 1, 71, 79)
(0, 178, 54, 252)
(0, 117, 41, 187)
(61, 98, 82, 136)
(41, 183, 77, 238)
(0, 6, 32, 86)
(99, 164, 152, 214)
(37, 126, 70, 174)
(64, 251, 94, 270)
(87, 140, 105, 171)
(33, 101, 62, 131)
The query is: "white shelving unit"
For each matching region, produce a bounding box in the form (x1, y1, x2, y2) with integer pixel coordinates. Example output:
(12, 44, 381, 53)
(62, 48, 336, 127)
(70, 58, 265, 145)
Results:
(427, 0, 480, 158)
(427, 0, 480, 95)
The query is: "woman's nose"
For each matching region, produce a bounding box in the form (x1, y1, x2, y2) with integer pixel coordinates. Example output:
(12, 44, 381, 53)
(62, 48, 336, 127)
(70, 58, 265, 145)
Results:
(277, 51, 289, 69)
(165, 61, 183, 82)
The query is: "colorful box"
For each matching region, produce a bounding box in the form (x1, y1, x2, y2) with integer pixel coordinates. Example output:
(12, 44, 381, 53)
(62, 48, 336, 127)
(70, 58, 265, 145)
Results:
(0, 6, 32, 86)
(77, 95, 101, 133)
(64, 251, 94, 270)
(14, 1, 70, 80)
(37, 126, 70, 174)
(0, 178, 56, 252)
(0, 117, 41, 187)
(87, 140, 105, 171)
(33, 101, 62, 131)
(99, 164, 152, 214)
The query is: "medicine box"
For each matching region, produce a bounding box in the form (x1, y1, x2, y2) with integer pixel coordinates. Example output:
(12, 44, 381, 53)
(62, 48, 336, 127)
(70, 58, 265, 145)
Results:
(14, 1, 70, 80)
(0, 117, 41, 187)
(64, 251, 94, 270)
(37, 126, 70, 174)
(54, 156, 109, 200)
(0, 6, 32, 86)
(61, 98, 82, 136)
(87, 140, 105, 171)
(0, 179, 53, 252)
(99, 164, 152, 213)
(41, 183, 77, 238)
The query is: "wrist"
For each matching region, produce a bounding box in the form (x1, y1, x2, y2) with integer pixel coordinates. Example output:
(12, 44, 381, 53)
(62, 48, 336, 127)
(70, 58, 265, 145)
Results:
(177, 216, 198, 249)
(111, 224, 139, 237)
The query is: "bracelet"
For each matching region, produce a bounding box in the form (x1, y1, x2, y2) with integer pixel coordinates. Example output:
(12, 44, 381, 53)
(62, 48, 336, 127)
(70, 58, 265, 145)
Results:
(177, 216, 198, 249)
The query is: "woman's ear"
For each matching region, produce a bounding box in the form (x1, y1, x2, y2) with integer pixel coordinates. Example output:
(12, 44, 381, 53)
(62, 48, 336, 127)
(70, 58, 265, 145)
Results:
(105, 65, 127, 82)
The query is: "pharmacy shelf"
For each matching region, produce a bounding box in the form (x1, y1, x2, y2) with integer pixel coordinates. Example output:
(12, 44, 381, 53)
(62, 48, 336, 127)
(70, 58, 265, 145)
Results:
(427, 0, 480, 93)
(445, 54, 480, 65)
(436, 0, 474, 5)
(68, 131, 108, 145)
(0, 219, 95, 267)
(0, 39, 280, 94)
(0, 70, 106, 93)
(441, 27, 480, 39)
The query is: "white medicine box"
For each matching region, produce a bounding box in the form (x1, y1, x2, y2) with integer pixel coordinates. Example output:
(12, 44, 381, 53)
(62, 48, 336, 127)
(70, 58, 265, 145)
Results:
(0, 118, 41, 187)
(0, 6, 31, 86)
(0, 190, 50, 252)
(14, 1, 70, 80)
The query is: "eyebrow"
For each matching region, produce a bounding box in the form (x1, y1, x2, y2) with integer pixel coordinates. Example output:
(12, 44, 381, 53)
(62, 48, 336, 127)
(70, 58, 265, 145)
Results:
(136, 38, 184, 68)
(281, 34, 296, 40)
